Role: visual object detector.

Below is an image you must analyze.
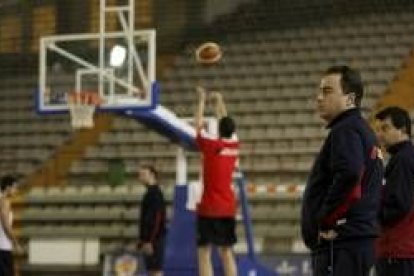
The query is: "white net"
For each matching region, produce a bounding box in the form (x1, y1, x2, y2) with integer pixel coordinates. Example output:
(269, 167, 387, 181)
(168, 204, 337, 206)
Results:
(69, 103, 96, 129)
(68, 92, 100, 129)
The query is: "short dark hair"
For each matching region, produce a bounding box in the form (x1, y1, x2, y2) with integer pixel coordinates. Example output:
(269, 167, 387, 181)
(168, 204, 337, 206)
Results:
(324, 65, 364, 107)
(140, 165, 158, 179)
(219, 116, 236, 138)
(375, 106, 411, 137)
(0, 174, 18, 192)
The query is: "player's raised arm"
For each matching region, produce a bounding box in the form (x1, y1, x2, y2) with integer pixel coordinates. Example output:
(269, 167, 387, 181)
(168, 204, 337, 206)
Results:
(195, 86, 206, 132)
(211, 91, 227, 119)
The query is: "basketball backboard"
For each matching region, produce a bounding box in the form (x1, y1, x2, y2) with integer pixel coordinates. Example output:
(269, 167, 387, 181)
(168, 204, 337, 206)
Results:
(37, 0, 156, 113)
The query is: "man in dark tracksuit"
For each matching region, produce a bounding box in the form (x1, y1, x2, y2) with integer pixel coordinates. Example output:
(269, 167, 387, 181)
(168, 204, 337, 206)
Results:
(301, 66, 384, 276)
(138, 165, 167, 276)
(375, 107, 414, 276)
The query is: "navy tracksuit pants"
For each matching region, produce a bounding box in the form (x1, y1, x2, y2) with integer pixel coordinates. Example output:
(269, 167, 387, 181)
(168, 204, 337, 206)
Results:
(376, 258, 414, 276)
(312, 239, 375, 276)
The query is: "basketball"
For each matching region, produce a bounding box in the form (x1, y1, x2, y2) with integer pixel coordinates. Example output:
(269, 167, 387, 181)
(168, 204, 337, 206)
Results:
(195, 42, 222, 64)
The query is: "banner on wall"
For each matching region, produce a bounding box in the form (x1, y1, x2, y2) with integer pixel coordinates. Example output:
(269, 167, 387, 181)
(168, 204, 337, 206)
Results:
(103, 251, 147, 276)
(260, 254, 312, 276)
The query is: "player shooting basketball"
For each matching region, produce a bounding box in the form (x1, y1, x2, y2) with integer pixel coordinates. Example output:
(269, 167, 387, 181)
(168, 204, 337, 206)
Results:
(194, 87, 240, 276)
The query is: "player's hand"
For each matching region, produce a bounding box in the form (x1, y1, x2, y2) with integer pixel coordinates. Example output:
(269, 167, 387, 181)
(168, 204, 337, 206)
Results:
(142, 242, 154, 255)
(319, 230, 337, 240)
(210, 91, 222, 101)
(196, 86, 206, 101)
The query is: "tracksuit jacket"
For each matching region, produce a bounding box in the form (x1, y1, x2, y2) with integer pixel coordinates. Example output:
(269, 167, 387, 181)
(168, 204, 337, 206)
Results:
(376, 140, 414, 258)
(139, 185, 167, 244)
(301, 108, 384, 251)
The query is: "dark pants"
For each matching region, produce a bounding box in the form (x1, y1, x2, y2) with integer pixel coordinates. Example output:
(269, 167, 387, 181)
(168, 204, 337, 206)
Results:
(143, 237, 165, 271)
(312, 239, 375, 276)
(376, 258, 414, 276)
(0, 250, 14, 276)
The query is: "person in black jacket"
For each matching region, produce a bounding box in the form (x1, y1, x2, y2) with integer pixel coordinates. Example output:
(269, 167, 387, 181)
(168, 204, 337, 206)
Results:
(301, 65, 384, 276)
(375, 107, 414, 276)
(138, 165, 167, 276)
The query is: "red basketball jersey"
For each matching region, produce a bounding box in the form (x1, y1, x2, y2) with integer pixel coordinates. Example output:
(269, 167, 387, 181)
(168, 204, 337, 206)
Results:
(196, 131, 240, 217)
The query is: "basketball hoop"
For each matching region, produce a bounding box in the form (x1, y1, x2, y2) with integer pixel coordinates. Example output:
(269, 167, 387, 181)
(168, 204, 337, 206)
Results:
(68, 91, 102, 129)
